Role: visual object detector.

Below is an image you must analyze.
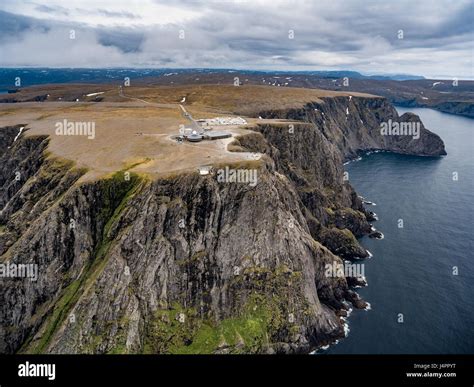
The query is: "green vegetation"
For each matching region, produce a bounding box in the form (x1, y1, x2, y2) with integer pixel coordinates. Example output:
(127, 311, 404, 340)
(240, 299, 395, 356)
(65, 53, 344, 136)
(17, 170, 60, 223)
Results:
(176, 296, 274, 354)
(325, 207, 335, 215)
(144, 295, 275, 354)
(26, 171, 142, 354)
(121, 158, 152, 172)
(340, 227, 357, 241)
(105, 318, 130, 354)
(30, 279, 82, 353)
(144, 265, 305, 354)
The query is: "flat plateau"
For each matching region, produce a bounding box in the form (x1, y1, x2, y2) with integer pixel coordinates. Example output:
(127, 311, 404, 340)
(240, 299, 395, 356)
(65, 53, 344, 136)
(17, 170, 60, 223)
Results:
(0, 84, 375, 180)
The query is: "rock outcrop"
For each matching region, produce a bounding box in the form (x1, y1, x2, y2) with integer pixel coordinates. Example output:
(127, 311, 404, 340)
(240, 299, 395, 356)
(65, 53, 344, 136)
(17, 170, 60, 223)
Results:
(0, 95, 446, 354)
(256, 96, 446, 159)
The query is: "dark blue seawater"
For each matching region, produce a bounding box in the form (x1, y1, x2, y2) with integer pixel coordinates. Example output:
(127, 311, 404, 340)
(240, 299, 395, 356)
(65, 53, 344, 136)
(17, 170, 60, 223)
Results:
(328, 107, 474, 354)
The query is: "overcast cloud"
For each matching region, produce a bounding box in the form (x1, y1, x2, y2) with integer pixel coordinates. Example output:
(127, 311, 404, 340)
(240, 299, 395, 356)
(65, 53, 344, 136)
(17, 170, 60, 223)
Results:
(0, 0, 472, 78)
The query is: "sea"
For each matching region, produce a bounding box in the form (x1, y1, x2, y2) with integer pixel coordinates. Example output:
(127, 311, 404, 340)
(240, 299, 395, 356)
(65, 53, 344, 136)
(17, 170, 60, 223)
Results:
(328, 107, 474, 354)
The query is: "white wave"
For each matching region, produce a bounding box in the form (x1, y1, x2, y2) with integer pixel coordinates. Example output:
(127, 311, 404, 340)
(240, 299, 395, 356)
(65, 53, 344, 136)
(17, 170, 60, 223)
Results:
(344, 322, 350, 337)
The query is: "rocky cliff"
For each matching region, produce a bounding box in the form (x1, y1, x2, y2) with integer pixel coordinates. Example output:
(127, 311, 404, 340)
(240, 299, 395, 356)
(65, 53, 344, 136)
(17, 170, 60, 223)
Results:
(0, 95, 446, 354)
(256, 96, 446, 159)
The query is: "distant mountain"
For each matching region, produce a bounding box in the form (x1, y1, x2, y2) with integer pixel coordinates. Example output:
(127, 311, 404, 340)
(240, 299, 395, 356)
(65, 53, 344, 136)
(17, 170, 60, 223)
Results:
(0, 68, 424, 90)
(5, 67, 470, 117)
(206, 69, 425, 81)
(366, 73, 426, 81)
(281, 71, 424, 81)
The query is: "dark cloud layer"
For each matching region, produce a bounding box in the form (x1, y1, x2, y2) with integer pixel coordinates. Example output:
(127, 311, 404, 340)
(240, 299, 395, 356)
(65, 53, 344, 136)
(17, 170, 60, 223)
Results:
(0, 0, 472, 78)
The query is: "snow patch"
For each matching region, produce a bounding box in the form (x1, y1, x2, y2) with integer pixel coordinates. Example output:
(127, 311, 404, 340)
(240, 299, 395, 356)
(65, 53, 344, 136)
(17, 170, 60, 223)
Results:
(86, 92, 104, 97)
(13, 126, 25, 142)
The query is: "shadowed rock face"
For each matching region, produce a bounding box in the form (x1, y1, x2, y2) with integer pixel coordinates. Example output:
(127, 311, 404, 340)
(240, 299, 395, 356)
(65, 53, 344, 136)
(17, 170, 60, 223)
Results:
(0, 95, 446, 354)
(258, 96, 446, 159)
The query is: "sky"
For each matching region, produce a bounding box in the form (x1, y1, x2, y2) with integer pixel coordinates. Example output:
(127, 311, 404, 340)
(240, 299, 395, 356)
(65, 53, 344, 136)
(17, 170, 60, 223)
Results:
(0, 0, 473, 79)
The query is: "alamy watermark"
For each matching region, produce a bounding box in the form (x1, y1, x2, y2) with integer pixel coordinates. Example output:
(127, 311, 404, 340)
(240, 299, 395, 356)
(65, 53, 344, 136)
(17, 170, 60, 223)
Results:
(216, 166, 258, 187)
(18, 362, 55, 381)
(325, 261, 364, 278)
(0, 263, 38, 281)
(55, 119, 95, 139)
(380, 119, 420, 140)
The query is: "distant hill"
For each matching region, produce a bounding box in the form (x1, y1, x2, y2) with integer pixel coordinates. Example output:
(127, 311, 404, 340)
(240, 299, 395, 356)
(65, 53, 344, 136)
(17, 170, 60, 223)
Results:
(0, 68, 424, 91)
(2, 67, 471, 117)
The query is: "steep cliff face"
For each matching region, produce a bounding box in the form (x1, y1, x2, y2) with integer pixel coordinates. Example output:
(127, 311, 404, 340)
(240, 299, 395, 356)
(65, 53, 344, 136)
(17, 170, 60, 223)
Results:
(232, 95, 445, 260)
(1, 160, 350, 354)
(257, 96, 446, 159)
(231, 123, 370, 261)
(0, 95, 446, 354)
(0, 126, 86, 256)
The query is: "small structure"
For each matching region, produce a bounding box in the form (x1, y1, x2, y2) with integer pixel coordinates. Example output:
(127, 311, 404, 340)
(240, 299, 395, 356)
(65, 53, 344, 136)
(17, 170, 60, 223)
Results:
(198, 165, 213, 175)
(182, 128, 193, 136)
(178, 128, 231, 143)
(204, 131, 232, 140)
(197, 117, 247, 127)
(187, 130, 203, 142)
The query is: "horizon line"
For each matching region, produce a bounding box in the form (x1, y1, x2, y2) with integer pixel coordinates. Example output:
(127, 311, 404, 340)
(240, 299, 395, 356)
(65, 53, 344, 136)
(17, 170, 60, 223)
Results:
(0, 66, 472, 81)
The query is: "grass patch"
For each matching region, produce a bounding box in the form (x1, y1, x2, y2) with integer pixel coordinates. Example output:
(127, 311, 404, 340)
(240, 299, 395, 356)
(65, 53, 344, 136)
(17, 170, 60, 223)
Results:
(144, 288, 299, 354)
(26, 172, 142, 354)
(145, 265, 307, 354)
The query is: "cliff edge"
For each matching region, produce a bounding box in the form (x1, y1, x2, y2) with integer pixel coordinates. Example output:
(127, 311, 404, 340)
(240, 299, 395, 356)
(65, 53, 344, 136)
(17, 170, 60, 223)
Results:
(0, 91, 446, 354)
